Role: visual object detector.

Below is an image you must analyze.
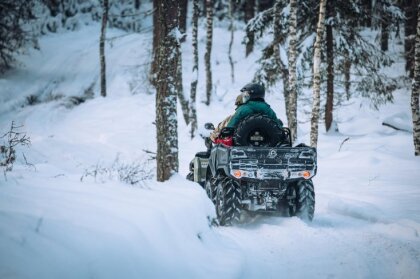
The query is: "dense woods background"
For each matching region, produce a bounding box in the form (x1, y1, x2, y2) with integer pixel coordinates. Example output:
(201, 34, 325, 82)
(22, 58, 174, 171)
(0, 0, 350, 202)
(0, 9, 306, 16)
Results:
(1, 0, 419, 180)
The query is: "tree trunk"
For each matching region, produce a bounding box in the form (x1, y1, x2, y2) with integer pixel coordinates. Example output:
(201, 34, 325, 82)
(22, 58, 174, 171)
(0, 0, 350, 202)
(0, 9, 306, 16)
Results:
(190, 0, 199, 139)
(288, 0, 298, 142)
(381, 12, 389, 52)
(361, 0, 372, 27)
(99, 0, 108, 98)
(412, 3, 420, 156)
(177, 52, 189, 125)
(155, 1, 180, 181)
(405, 0, 418, 78)
(245, 0, 255, 57)
(344, 49, 351, 100)
(179, 0, 188, 43)
(150, 0, 161, 85)
(310, 0, 327, 148)
(273, 0, 289, 130)
(205, 0, 213, 106)
(228, 0, 235, 83)
(325, 1, 334, 132)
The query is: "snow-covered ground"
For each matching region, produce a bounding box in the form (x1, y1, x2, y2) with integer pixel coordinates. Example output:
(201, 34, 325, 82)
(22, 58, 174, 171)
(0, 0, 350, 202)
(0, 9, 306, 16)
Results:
(0, 21, 419, 279)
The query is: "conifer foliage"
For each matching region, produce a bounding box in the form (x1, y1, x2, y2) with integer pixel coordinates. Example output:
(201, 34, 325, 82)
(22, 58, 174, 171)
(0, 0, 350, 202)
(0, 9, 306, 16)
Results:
(0, 0, 38, 73)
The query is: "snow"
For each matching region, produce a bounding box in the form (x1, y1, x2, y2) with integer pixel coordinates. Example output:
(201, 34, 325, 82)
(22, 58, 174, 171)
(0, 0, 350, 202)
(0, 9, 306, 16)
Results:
(1, 17, 420, 279)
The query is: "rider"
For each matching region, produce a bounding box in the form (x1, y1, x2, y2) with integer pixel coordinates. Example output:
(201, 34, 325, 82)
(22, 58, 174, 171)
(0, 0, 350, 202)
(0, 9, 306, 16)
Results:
(210, 94, 244, 142)
(226, 83, 283, 128)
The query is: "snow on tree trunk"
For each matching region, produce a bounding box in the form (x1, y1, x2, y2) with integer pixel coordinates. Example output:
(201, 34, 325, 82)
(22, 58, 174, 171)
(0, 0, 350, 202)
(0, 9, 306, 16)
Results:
(99, 0, 108, 97)
(228, 0, 235, 83)
(155, 1, 180, 181)
(288, 0, 298, 143)
(245, 0, 255, 57)
(310, 0, 327, 148)
(190, 0, 199, 139)
(325, 2, 334, 132)
(205, 0, 213, 106)
(412, 4, 420, 156)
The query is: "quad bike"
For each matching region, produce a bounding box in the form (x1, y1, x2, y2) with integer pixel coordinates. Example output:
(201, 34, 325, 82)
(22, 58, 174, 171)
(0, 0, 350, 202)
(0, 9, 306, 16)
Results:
(187, 114, 317, 226)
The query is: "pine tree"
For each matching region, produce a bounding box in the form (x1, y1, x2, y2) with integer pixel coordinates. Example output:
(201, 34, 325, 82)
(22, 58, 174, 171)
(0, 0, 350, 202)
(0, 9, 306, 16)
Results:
(190, 0, 199, 139)
(310, 0, 327, 148)
(99, 0, 109, 97)
(155, 1, 180, 181)
(412, 3, 420, 156)
(205, 0, 214, 105)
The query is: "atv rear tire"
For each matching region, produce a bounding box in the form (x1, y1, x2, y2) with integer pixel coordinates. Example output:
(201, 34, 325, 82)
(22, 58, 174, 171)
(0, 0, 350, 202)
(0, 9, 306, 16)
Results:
(295, 179, 315, 221)
(285, 183, 297, 217)
(215, 177, 241, 226)
(234, 114, 284, 147)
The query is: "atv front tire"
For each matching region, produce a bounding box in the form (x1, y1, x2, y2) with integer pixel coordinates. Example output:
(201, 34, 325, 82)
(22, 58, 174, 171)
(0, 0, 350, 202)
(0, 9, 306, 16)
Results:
(215, 177, 241, 226)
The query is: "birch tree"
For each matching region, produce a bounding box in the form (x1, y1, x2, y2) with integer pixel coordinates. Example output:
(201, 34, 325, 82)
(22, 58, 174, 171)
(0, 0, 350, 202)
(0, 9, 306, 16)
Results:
(205, 0, 213, 105)
(190, 0, 199, 138)
(288, 0, 298, 142)
(99, 0, 109, 97)
(412, 3, 420, 156)
(155, 1, 180, 181)
(310, 0, 327, 148)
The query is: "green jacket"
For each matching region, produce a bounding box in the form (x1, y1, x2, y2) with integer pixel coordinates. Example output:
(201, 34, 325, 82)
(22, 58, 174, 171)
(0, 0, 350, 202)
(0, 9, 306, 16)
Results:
(226, 99, 283, 128)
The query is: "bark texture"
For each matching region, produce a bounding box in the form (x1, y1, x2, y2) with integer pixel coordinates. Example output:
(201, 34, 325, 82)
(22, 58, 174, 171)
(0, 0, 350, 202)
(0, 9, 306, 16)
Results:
(155, 1, 180, 181)
(99, 0, 108, 97)
(325, 1, 334, 132)
(310, 0, 327, 148)
(412, 3, 420, 156)
(245, 0, 255, 57)
(205, 0, 213, 105)
(190, 0, 199, 139)
(287, 0, 298, 142)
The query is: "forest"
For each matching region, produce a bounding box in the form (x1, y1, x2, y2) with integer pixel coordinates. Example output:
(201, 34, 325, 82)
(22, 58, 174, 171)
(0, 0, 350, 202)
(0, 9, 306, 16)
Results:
(0, 0, 419, 278)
